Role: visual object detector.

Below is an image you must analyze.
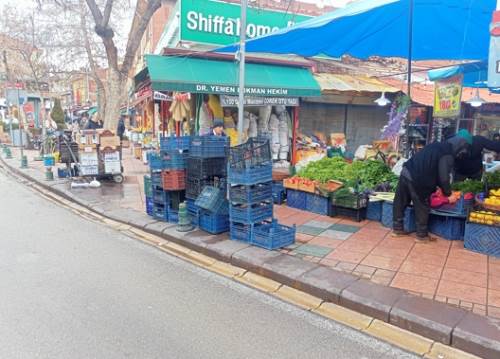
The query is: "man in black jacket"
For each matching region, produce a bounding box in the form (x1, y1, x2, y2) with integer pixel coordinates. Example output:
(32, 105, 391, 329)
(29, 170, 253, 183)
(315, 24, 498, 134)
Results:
(393, 133, 471, 242)
(455, 133, 500, 181)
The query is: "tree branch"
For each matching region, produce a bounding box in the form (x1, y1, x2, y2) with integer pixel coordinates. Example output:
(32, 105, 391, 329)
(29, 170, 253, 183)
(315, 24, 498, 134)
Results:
(121, 0, 161, 75)
(102, 0, 114, 27)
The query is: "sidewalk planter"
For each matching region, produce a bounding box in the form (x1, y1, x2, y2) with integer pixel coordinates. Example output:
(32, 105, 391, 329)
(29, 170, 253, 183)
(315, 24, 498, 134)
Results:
(229, 222, 253, 242)
(381, 201, 417, 233)
(429, 211, 466, 240)
(286, 189, 307, 210)
(229, 202, 273, 224)
(366, 199, 383, 221)
(305, 192, 331, 216)
(464, 222, 500, 257)
(227, 163, 273, 186)
(229, 182, 273, 205)
(198, 210, 230, 234)
(251, 220, 296, 250)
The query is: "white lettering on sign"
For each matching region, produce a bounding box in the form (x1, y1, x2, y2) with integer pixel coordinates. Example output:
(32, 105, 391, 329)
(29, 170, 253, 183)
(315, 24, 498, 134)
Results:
(196, 84, 208, 91)
(186, 11, 288, 39)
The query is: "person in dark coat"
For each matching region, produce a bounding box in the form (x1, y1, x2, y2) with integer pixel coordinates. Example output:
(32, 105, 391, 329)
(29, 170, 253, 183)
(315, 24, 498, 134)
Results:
(211, 118, 226, 136)
(117, 117, 126, 141)
(392, 132, 471, 242)
(454, 131, 500, 181)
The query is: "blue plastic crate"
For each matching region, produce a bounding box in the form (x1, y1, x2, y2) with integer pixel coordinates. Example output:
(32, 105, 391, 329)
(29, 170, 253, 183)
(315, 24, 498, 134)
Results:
(43, 155, 55, 167)
(190, 136, 229, 158)
(272, 182, 286, 205)
(152, 203, 168, 221)
(195, 186, 228, 214)
(230, 202, 273, 224)
(230, 222, 253, 242)
(366, 200, 383, 221)
(160, 135, 191, 152)
(168, 208, 179, 223)
(436, 195, 473, 216)
(252, 220, 296, 250)
(464, 223, 500, 257)
(150, 172, 162, 187)
(229, 182, 273, 204)
(287, 189, 307, 210)
(149, 152, 164, 171)
(429, 211, 466, 240)
(306, 193, 331, 216)
(162, 151, 187, 170)
(152, 187, 168, 204)
(227, 163, 272, 186)
(381, 201, 417, 233)
(145, 196, 154, 216)
(198, 210, 230, 234)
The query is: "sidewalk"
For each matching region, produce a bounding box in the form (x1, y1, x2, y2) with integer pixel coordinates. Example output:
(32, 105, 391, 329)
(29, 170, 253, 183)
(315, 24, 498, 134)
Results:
(2, 146, 500, 358)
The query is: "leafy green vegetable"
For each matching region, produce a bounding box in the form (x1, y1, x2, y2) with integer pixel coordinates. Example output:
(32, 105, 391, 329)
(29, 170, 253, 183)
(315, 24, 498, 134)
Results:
(485, 171, 500, 189)
(298, 158, 398, 191)
(451, 179, 483, 194)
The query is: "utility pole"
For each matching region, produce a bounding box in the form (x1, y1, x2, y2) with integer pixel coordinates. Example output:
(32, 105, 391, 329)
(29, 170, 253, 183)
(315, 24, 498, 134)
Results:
(236, 0, 247, 145)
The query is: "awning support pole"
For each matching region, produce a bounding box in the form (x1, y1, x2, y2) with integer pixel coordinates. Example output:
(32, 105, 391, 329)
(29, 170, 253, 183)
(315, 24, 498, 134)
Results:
(404, 0, 414, 156)
(292, 106, 299, 166)
(237, 0, 247, 145)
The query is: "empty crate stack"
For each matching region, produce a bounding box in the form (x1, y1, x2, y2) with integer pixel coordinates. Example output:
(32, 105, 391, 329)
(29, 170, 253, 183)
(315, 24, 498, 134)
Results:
(186, 136, 229, 224)
(195, 186, 230, 234)
(228, 138, 296, 250)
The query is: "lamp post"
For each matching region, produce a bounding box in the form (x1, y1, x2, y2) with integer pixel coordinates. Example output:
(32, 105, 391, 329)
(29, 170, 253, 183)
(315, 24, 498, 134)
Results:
(236, 0, 248, 145)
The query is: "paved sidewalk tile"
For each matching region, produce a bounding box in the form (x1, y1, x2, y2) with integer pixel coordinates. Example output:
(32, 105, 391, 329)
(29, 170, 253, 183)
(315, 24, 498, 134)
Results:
(292, 244, 333, 258)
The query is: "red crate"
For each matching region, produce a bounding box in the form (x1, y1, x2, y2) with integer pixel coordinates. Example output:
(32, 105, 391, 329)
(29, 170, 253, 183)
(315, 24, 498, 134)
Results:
(162, 170, 186, 190)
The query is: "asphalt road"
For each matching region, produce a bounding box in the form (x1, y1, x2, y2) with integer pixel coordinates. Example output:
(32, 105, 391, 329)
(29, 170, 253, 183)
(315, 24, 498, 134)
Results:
(0, 170, 419, 359)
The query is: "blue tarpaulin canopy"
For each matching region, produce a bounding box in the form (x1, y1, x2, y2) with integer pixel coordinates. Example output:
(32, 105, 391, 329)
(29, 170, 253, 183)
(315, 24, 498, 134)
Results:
(428, 61, 489, 88)
(219, 0, 495, 61)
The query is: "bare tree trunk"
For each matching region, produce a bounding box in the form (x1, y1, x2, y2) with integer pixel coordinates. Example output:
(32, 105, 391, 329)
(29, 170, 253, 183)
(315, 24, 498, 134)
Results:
(103, 67, 123, 130)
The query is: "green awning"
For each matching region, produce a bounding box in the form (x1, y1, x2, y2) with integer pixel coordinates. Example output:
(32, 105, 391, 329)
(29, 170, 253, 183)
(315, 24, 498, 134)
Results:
(137, 54, 321, 97)
(87, 107, 98, 116)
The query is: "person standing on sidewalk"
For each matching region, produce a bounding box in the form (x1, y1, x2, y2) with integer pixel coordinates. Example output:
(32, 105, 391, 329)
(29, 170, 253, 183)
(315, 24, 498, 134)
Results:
(392, 131, 472, 242)
(117, 116, 125, 142)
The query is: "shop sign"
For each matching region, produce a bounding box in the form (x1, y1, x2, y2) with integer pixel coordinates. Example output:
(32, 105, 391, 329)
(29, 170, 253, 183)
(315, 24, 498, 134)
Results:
(434, 74, 463, 118)
(153, 91, 172, 102)
(195, 83, 290, 96)
(220, 95, 299, 107)
(180, 0, 311, 46)
(135, 86, 152, 101)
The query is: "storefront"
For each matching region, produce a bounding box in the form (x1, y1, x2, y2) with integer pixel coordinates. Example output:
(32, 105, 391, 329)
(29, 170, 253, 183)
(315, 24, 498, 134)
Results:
(134, 53, 321, 165)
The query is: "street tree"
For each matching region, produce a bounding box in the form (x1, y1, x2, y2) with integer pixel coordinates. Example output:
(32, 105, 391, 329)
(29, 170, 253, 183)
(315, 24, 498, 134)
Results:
(50, 98, 65, 129)
(82, 0, 162, 130)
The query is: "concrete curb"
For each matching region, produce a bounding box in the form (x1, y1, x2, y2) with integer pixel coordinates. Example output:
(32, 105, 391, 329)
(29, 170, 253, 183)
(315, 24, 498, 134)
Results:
(1, 155, 499, 359)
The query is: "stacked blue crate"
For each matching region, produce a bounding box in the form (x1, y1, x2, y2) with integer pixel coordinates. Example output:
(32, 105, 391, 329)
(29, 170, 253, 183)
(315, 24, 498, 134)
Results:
(195, 186, 230, 234)
(151, 136, 191, 223)
(228, 138, 295, 250)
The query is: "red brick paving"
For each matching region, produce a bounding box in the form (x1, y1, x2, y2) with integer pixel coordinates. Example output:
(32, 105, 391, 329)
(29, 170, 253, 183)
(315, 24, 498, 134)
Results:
(10, 148, 500, 320)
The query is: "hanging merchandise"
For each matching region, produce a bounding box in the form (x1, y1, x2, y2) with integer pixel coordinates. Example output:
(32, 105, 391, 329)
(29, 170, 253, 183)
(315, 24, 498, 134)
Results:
(170, 92, 191, 123)
(199, 95, 213, 136)
(278, 107, 290, 162)
(269, 112, 280, 160)
(258, 106, 272, 134)
(248, 112, 258, 138)
(208, 94, 224, 119)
